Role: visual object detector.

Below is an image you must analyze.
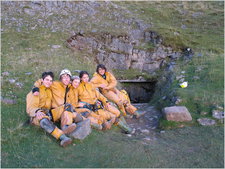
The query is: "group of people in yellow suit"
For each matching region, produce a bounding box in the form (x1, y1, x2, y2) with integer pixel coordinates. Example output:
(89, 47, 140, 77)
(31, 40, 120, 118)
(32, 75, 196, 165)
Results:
(26, 64, 145, 147)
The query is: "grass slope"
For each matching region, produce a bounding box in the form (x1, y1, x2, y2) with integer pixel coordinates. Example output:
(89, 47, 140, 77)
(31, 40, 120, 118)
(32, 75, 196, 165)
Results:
(1, 1, 224, 168)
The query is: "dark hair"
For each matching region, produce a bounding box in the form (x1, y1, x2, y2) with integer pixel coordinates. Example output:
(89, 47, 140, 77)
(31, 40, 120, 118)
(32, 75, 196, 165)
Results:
(79, 71, 89, 79)
(42, 71, 54, 80)
(96, 64, 107, 73)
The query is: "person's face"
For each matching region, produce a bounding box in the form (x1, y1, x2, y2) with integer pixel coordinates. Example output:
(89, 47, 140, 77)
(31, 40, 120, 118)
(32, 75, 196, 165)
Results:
(98, 68, 105, 76)
(72, 79, 80, 88)
(81, 74, 89, 83)
(42, 75, 53, 88)
(61, 74, 71, 86)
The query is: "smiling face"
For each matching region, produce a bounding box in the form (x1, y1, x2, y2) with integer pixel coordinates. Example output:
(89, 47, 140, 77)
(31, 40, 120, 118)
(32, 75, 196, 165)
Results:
(60, 74, 71, 86)
(81, 74, 89, 83)
(72, 79, 80, 88)
(98, 68, 106, 76)
(42, 75, 53, 88)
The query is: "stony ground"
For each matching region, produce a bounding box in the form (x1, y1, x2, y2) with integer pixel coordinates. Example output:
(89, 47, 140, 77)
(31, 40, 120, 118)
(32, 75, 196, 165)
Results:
(125, 103, 162, 144)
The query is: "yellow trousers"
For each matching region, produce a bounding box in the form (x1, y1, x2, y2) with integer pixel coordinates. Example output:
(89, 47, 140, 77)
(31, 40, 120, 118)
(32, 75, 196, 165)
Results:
(102, 89, 137, 116)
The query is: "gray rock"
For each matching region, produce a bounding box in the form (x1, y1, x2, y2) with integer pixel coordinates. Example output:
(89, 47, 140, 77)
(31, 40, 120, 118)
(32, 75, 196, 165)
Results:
(193, 76, 200, 80)
(25, 72, 32, 75)
(181, 24, 187, 29)
(2, 72, 10, 76)
(69, 119, 91, 140)
(141, 129, 149, 134)
(52, 45, 61, 49)
(176, 75, 185, 80)
(212, 110, 224, 119)
(163, 106, 192, 122)
(200, 111, 208, 116)
(8, 79, 16, 84)
(15, 82, 23, 88)
(197, 118, 216, 126)
(1, 98, 17, 104)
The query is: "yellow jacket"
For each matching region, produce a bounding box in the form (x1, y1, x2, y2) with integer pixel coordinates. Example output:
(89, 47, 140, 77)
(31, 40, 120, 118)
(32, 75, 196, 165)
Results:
(34, 79, 72, 108)
(26, 85, 52, 117)
(90, 72, 117, 93)
(67, 86, 79, 108)
(76, 81, 108, 105)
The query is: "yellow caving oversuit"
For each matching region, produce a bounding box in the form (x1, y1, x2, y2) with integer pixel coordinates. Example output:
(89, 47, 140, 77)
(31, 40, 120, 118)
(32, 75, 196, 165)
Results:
(67, 85, 105, 130)
(75, 81, 121, 130)
(26, 85, 72, 147)
(90, 72, 137, 116)
(33, 79, 80, 132)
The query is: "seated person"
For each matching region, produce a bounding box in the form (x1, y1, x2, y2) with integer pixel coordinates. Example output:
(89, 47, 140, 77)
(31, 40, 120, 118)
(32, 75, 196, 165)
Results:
(32, 69, 83, 134)
(91, 64, 146, 118)
(76, 71, 132, 133)
(68, 75, 105, 130)
(26, 71, 72, 147)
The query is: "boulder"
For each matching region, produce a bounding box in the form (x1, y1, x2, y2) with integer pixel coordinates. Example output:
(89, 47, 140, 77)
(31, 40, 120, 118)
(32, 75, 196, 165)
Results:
(69, 119, 91, 140)
(163, 106, 192, 122)
(197, 118, 216, 126)
(212, 110, 224, 119)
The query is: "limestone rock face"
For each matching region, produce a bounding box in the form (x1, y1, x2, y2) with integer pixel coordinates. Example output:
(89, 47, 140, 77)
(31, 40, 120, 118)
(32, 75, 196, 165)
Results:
(163, 106, 192, 122)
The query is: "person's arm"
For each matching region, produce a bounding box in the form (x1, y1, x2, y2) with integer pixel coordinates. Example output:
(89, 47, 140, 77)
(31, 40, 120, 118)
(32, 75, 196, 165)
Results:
(26, 92, 42, 117)
(105, 73, 117, 90)
(32, 79, 42, 95)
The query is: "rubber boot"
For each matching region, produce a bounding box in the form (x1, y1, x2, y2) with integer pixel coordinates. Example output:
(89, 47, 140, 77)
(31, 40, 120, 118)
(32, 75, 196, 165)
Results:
(102, 121, 112, 130)
(59, 134, 73, 147)
(133, 110, 147, 119)
(117, 117, 132, 134)
(91, 123, 103, 130)
(40, 118, 72, 147)
(61, 123, 77, 134)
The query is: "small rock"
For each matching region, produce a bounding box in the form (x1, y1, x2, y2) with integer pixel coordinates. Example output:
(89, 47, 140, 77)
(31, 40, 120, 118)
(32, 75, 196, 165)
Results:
(193, 76, 200, 80)
(127, 134, 132, 137)
(2, 72, 10, 76)
(200, 111, 208, 116)
(15, 82, 23, 88)
(25, 72, 32, 75)
(141, 129, 149, 134)
(215, 106, 224, 111)
(131, 128, 136, 134)
(197, 118, 216, 126)
(176, 75, 185, 80)
(181, 71, 186, 74)
(175, 98, 182, 105)
(160, 130, 165, 134)
(1, 98, 17, 104)
(52, 45, 61, 49)
(181, 24, 187, 29)
(179, 78, 185, 83)
(143, 137, 151, 141)
(8, 79, 16, 84)
(212, 110, 224, 119)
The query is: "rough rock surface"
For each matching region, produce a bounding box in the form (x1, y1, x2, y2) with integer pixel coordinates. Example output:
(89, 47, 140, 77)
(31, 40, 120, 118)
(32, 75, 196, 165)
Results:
(163, 106, 192, 122)
(69, 119, 91, 140)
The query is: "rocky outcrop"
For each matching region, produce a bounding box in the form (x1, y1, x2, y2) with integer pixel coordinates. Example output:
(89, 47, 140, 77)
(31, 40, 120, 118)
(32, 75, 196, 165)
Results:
(2, 1, 181, 74)
(66, 32, 180, 73)
(163, 106, 192, 122)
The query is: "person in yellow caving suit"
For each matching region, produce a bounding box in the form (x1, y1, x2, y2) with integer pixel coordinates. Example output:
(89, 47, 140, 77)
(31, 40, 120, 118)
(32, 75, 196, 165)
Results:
(67, 75, 105, 130)
(77, 71, 133, 133)
(90, 64, 146, 118)
(32, 69, 83, 134)
(26, 71, 72, 147)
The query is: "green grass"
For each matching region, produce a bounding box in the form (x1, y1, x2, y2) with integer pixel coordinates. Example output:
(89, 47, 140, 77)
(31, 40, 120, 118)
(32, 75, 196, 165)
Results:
(1, 1, 224, 168)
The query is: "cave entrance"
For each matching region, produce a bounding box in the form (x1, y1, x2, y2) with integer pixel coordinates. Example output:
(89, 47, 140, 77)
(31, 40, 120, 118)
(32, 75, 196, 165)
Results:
(118, 80, 157, 103)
